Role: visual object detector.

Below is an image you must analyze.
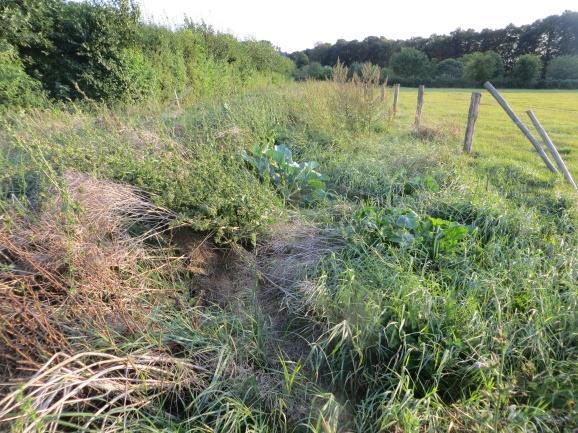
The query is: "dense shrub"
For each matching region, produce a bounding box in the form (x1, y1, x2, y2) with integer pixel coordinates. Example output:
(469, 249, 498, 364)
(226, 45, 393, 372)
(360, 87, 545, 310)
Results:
(0, 0, 293, 107)
(294, 62, 332, 81)
(390, 48, 432, 79)
(463, 51, 503, 84)
(0, 41, 45, 108)
(435, 58, 464, 80)
(511, 54, 542, 87)
(536, 78, 578, 89)
(546, 55, 578, 80)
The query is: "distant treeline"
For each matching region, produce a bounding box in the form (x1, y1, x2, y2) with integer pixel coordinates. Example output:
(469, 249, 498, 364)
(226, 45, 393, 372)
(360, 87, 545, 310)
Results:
(0, 0, 294, 108)
(290, 11, 578, 88)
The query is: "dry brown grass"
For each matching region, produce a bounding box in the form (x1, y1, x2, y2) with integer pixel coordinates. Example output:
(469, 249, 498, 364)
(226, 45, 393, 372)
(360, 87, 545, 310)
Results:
(331, 61, 387, 134)
(257, 219, 343, 292)
(255, 218, 344, 358)
(0, 172, 175, 376)
(411, 120, 461, 143)
(0, 351, 206, 433)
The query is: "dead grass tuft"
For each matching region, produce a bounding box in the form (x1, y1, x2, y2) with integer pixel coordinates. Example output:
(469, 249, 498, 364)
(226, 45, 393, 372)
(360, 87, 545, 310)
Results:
(257, 219, 343, 292)
(0, 351, 206, 433)
(0, 172, 175, 375)
(411, 121, 461, 142)
(255, 219, 343, 360)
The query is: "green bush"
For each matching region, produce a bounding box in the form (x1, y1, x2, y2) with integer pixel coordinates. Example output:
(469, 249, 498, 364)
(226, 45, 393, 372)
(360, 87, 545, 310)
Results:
(294, 62, 332, 81)
(0, 0, 294, 105)
(242, 143, 327, 204)
(0, 41, 45, 108)
(435, 58, 464, 80)
(390, 48, 432, 79)
(351, 204, 474, 259)
(462, 51, 503, 84)
(537, 78, 578, 89)
(546, 55, 578, 79)
(511, 54, 542, 87)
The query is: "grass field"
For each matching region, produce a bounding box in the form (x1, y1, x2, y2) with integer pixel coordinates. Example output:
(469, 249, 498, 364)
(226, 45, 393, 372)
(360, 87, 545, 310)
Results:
(393, 87, 578, 179)
(0, 82, 576, 433)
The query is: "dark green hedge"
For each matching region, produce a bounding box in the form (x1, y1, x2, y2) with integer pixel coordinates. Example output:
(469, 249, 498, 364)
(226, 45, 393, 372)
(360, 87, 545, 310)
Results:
(0, 0, 294, 107)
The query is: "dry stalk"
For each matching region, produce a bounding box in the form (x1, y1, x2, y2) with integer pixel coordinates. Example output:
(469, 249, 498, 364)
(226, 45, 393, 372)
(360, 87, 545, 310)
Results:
(0, 351, 206, 433)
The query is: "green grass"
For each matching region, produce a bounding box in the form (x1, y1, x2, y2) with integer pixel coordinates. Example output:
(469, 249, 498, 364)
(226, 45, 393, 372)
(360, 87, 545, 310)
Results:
(393, 87, 578, 176)
(0, 82, 577, 433)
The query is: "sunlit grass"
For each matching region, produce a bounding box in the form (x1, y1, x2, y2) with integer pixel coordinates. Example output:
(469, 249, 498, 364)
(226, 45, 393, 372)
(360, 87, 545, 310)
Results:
(1, 81, 576, 433)
(392, 87, 578, 179)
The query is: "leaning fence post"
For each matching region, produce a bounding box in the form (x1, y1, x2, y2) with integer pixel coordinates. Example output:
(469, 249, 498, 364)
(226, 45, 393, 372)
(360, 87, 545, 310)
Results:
(414, 85, 425, 130)
(392, 84, 400, 117)
(483, 81, 557, 173)
(527, 110, 577, 190)
(463, 92, 482, 153)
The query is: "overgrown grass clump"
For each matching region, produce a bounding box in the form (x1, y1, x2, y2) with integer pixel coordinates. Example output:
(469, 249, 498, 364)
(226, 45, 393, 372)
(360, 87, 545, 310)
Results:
(0, 80, 576, 432)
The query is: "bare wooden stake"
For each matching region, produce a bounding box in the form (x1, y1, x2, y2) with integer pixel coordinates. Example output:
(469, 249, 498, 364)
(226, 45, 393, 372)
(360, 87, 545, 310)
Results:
(463, 92, 482, 153)
(414, 85, 425, 130)
(174, 89, 181, 110)
(527, 110, 577, 190)
(483, 81, 558, 173)
(383, 77, 389, 109)
(381, 76, 389, 103)
(392, 84, 400, 118)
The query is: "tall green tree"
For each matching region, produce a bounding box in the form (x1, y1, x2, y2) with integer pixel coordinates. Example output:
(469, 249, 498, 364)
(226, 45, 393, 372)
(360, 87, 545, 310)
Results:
(295, 11, 578, 72)
(390, 48, 431, 78)
(546, 55, 578, 79)
(511, 54, 542, 87)
(435, 58, 463, 79)
(463, 51, 501, 84)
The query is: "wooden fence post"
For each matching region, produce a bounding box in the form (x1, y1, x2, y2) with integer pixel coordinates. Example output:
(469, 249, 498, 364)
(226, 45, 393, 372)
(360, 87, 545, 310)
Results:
(483, 81, 558, 173)
(392, 84, 400, 117)
(381, 76, 389, 103)
(414, 85, 425, 130)
(463, 92, 482, 153)
(174, 89, 181, 110)
(527, 110, 577, 190)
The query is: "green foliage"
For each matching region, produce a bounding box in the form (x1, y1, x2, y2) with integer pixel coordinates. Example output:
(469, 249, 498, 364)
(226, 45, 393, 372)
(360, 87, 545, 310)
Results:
(435, 58, 463, 79)
(294, 61, 332, 81)
(463, 51, 502, 84)
(0, 0, 293, 105)
(390, 48, 432, 78)
(17, 0, 139, 100)
(296, 11, 578, 75)
(242, 143, 327, 204)
(290, 51, 309, 68)
(511, 54, 542, 87)
(0, 41, 45, 108)
(380, 66, 394, 82)
(351, 204, 473, 258)
(243, 39, 294, 75)
(546, 55, 578, 79)
(1, 82, 577, 433)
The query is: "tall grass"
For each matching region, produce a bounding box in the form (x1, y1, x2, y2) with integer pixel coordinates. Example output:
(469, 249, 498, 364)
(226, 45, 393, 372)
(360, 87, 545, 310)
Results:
(0, 82, 576, 432)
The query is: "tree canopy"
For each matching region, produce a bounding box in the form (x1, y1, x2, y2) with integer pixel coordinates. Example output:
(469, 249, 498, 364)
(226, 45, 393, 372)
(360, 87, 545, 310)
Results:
(290, 11, 578, 88)
(293, 11, 578, 72)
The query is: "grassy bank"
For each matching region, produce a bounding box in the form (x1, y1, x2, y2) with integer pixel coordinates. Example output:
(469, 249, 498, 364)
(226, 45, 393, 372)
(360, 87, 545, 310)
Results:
(0, 81, 576, 432)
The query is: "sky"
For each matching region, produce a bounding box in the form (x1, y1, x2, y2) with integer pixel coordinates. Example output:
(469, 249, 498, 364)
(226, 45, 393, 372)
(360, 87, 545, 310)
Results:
(137, 0, 577, 53)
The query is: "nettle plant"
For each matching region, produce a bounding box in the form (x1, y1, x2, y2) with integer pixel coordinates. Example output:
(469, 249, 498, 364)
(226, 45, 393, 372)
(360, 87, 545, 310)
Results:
(351, 205, 476, 258)
(242, 144, 327, 204)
